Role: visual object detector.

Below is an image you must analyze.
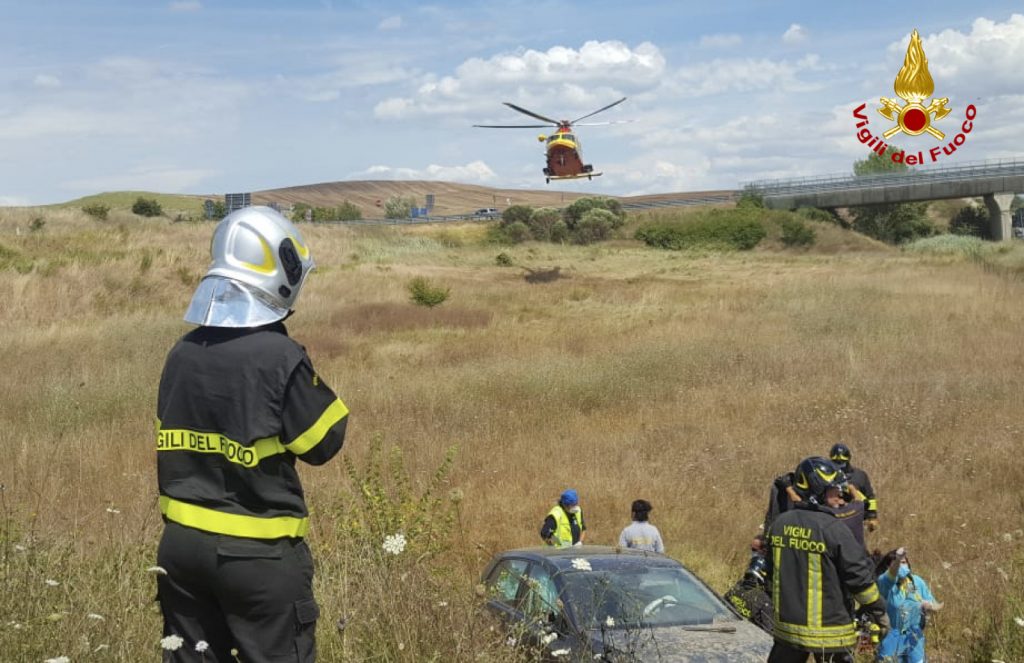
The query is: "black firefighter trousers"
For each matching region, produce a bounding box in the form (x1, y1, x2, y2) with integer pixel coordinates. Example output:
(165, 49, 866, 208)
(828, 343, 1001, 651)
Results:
(768, 639, 855, 663)
(157, 521, 320, 662)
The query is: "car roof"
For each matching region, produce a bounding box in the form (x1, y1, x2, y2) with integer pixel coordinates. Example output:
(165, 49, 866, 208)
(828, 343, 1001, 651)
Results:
(492, 545, 682, 569)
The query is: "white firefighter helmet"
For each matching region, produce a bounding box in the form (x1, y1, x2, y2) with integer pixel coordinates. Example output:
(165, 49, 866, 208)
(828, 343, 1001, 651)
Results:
(184, 206, 314, 327)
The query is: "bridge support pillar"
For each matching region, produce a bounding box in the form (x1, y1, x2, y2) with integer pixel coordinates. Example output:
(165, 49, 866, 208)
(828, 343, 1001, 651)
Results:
(984, 193, 1015, 241)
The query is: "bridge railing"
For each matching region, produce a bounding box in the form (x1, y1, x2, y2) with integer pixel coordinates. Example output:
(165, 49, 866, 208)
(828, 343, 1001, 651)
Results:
(744, 158, 1024, 197)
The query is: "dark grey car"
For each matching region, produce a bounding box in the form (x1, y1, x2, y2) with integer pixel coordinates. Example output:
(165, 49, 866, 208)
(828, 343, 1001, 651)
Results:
(480, 546, 772, 662)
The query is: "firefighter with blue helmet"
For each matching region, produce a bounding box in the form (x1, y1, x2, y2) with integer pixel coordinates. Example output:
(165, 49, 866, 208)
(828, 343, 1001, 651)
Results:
(765, 456, 889, 662)
(155, 206, 349, 662)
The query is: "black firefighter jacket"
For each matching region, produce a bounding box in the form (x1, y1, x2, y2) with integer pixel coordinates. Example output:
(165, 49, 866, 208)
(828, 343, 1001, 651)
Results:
(765, 502, 881, 653)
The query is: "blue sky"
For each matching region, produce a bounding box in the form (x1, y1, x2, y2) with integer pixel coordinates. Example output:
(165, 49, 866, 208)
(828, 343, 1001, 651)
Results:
(2, 1, 1023, 205)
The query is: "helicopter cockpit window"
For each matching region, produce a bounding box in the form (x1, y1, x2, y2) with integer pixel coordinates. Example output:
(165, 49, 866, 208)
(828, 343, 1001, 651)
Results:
(563, 134, 575, 142)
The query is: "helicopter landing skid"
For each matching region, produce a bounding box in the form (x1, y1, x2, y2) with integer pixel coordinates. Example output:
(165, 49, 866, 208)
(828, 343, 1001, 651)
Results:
(547, 172, 602, 183)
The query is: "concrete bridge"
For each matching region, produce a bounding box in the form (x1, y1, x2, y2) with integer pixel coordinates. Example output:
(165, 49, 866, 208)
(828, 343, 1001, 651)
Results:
(746, 159, 1024, 240)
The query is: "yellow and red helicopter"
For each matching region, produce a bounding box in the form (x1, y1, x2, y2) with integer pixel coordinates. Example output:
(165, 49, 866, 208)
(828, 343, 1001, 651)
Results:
(474, 97, 627, 183)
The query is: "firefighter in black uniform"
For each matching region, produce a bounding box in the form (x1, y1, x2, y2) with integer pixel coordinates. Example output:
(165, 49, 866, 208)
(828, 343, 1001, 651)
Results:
(155, 206, 349, 662)
(829, 443, 879, 532)
(765, 456, 889, 663)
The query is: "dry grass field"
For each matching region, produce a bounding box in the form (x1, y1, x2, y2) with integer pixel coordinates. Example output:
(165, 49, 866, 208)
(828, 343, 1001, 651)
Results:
(1, 205, 1023, 661)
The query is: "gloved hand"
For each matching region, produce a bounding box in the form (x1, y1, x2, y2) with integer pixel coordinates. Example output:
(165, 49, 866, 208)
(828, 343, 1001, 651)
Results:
(861, 598, 890, 641)
(866, 519, 879, 533)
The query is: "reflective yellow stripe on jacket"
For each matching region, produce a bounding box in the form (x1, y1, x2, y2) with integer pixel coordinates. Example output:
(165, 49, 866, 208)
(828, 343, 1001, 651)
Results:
(284, 398, 349, 455)
(159, 496, 309, 539)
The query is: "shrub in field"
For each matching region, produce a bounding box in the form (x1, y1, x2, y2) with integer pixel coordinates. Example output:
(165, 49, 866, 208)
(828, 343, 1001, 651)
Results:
(528, 207, 562, 241)
(949, 205, 990, 239)
(29, 217, 45, 232)
(407, 276, 449, 307)
(384, 196, 415, 219)
(572, 208, 617, 245)
(500, 205, 533, 228)
(495, 252, 514, 266)
(503, 221, 531, 244)
(902, 234, 989, 258)
(82, 204, 110, 221)
(550, 219, 569, 243)
(736, 188, 764, 209)
(131, 197, 163, 217)
(563, 196, 625, 230)
(635, 209, 767, 250)
(796, 207, 836, 223)
(780, 217, 816, 248)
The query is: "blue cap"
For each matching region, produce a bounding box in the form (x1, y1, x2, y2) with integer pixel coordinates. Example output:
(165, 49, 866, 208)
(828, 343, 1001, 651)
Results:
(560, 489, 579, 507)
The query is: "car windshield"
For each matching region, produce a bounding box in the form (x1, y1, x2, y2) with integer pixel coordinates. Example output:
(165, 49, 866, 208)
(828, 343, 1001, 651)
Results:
(560, 564, 737, 630)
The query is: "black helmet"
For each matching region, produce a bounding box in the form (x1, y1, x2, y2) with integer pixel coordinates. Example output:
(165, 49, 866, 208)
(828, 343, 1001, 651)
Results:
(744, 554, 768, 587)
(829, 443, 852, 470)
(793, 456, 844, 505)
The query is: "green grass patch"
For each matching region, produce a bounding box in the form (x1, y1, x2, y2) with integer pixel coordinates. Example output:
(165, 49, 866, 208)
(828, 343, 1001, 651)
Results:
(635, 208, 767, 250)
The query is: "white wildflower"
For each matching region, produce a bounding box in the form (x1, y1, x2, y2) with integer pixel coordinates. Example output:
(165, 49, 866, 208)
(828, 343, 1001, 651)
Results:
(506, 636, 517, 647)
(13, 623, 23, 629)
(571, 558, 592, 571)
(552, 649, 571, 658)
(147, 566, 168, 576)
(14, 544, 26, 552)
(1002, 533, 1013, 543)
(436, 601, 448, 608)
(44, 579, 60, 587)
(382, 533, 407, 556)
(105, 507, 121, 514)
(43, 657, 70, 663)
(1014, 616, 1024, 627)
(605, 615, 615, 627)
(195, 640, 209, 653)
(942, 561, 952, 570)
(160, 634, 185, 651)
(398, 643, 405, 651)
(540, 632, 558, 645)
(86, 613, 104, 621)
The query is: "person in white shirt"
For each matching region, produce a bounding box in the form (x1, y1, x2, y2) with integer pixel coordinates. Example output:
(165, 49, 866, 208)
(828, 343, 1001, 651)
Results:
(618, 499, 665, 553)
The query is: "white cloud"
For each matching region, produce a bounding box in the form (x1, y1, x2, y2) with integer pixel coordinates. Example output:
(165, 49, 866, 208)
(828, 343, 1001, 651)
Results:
(374, 40, 663, 119)
(378, 15, 402, 31)
(903, 15, 1024, 98)
(670, 54, 823, 97)
(699, 33, 742, 49)
(169, 1, 201, 11)
(347, 160, 496, 183)
(32, 74, 61, 88)
(783, 24, 808, 44)
(63, 166, 218, 194)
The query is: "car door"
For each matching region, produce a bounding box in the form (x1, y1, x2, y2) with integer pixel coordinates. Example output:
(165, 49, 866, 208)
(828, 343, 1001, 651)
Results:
(520, 561, 583, 660)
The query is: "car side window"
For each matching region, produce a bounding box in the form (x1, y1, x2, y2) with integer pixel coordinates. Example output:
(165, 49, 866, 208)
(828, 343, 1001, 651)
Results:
(487, 559, 529, 606)
(522, 563, 560, 621)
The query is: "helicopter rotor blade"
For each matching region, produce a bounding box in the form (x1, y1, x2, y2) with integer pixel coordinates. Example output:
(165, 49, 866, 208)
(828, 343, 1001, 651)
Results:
(573, 120, 633, 126)
(473, 124, 553, 129)
(502, 102, 561, 125)
(570, 96, 627, 124)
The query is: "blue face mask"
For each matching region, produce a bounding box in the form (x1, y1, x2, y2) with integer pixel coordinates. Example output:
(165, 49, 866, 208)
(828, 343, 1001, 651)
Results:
(897, 562, 911, 579)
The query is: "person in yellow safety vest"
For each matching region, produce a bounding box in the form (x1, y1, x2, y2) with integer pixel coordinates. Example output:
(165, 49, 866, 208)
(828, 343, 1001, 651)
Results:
(540, 489, 586, 547)
(154, 207, 349, 663)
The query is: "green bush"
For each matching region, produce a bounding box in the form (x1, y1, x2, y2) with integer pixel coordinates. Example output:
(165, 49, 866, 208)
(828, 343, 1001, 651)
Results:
(635, 210, 767, 250)
(796, 207, 835, 223)
(550, 219, 569, 243)
(29, 217, 45, 233)
(949, 205, 990, 239)
(407, 277, 449, 307)
(495, 252, 514, 266)
(503, 221, 531, 244)
(780, 217, 816, 247)
(131, 197, 163, 217)
(501, 205, 534, 228)
(81, 204, 110, 221)
(572, 208, 617, 245)
(902, 234, 989, 258)
(563, 196, 625, 229)
(737, 188, 765, 209)
(528, 207, 562, 241)
(384, 196, 415, 219)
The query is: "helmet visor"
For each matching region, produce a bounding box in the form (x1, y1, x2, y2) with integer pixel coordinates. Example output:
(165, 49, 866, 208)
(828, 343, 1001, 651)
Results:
(184, 275, 290, 328)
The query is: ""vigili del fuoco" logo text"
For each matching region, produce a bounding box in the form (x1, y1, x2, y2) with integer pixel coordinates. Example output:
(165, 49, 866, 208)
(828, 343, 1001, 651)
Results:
(853, 29, 976, 166)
